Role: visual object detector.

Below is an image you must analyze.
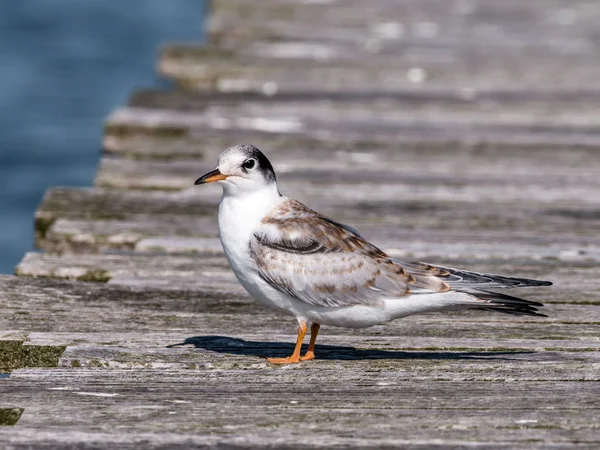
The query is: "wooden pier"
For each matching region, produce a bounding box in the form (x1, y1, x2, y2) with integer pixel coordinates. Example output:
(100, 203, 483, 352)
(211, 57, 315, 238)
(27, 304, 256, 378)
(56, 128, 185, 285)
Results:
(2, 0, 600, 447)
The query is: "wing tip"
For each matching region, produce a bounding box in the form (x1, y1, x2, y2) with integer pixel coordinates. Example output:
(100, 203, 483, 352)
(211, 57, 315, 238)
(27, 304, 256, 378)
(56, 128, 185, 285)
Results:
(478, 306, 548, 317)
(475, 290, 547, 317)
(517, 278, 553, 287)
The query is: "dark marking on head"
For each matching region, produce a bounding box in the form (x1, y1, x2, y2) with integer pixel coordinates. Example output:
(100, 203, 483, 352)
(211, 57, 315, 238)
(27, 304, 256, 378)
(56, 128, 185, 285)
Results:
(234, 144, 277, 183)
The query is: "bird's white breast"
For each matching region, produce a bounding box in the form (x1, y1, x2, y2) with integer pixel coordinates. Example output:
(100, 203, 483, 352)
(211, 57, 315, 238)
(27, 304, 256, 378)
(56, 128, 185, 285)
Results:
(218, 187, 293, 314)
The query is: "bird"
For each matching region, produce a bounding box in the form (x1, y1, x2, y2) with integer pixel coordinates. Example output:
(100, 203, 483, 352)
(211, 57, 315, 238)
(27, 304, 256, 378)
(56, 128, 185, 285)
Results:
(195, 144, 552, 364)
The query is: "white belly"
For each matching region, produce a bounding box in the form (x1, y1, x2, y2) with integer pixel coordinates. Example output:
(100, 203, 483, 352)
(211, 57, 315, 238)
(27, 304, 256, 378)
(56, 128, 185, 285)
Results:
(297, 291, 472, 328)
(218, 191, 297, 316)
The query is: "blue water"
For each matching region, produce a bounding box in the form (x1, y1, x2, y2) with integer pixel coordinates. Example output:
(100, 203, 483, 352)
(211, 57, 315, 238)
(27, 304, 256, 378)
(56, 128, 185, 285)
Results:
(0, 0, 206, 274)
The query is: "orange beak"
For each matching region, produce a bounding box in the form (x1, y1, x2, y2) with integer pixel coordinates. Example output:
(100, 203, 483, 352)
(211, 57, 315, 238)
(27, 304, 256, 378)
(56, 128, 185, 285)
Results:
(194, 169, 228, 185)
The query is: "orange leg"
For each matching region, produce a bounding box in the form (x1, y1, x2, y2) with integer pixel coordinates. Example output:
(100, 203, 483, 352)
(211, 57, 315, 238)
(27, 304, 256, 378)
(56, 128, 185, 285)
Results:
(300, 323, 320, 361)
(267, 322, 308, 365)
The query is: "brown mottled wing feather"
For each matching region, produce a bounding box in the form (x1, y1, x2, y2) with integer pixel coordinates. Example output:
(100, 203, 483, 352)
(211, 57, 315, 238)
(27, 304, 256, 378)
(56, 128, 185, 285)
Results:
(399, 261, 553, 291)
(249, 200, 449, 308)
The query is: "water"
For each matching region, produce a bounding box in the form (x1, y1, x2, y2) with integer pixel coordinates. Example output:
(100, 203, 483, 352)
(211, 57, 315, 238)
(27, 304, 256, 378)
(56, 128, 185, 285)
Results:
(0, 0, 206, 274)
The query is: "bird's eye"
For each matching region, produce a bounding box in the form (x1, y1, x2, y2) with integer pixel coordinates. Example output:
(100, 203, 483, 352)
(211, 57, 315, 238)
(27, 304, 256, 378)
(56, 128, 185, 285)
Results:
(242, 158, 256, 170)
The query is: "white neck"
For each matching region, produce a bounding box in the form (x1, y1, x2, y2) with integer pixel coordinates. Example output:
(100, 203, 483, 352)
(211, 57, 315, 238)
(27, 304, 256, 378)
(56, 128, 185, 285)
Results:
(220, 181, 282, 223)
(218, 182, 284, 265)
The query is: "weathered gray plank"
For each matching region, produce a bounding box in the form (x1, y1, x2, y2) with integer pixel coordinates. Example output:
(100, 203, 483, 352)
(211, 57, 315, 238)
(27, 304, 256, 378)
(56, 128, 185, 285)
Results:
(108, 102, 600, 147)
(126, 92, 600, 128)
(108, 89, 600, 160)
(34, 181, 600, 256)
(14, 252, 600, 308)
(1, 271, 596, 358)
(1, 271, 598, 379)
(33, 187, 214, 252)
(159, 44, 600, 93)
(104, 102, 600, 179)
(16, 252, 240, 292)
(2, 369, 599, 448)
(33, 224, 600, 270)
(161, 0, 600, 94)
(127, 88, 600, 115)
(34, 204, 600, 262)
(96, 152, 600, 197)
(208, 0, 600, 54)
(0, 274, 593, 337)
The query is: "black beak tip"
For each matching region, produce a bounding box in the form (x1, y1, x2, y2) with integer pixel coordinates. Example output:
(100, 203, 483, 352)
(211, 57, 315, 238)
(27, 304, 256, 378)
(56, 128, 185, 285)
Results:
(194, 168, 222, 185)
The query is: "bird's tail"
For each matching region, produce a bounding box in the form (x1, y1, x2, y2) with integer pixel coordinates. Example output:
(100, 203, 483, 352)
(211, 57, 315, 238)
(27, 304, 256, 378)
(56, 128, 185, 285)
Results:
(470, 290, 547, 317)
(384, 290, 546, 321)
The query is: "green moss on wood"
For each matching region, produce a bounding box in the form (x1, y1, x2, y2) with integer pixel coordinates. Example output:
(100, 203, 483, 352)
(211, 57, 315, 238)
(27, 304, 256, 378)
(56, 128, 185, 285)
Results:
(160, 44, 235, 60)
(21, 345, 67, 368)
(76, 270, 111, 283)
(106, 150, 206, 162)
(95, 181, 183, 192)
(0, 341, 66, 372)
(0, 408, 24, 426)
(105, 124, 189, 140)
(35, 215, 57, 241)
(89, 359, 109, 368)
(0, 341, 23, 372)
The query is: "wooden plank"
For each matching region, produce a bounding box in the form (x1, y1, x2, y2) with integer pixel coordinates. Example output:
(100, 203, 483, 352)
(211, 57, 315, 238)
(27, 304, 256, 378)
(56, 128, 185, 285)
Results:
(2, 369, 599, 448)
(208, 0, 600, 54)
(29, 212, 600, 258)
(0, 274, 593, 338)
(128, 88, 600, 111)
(34, 189, 600, 259)
(169, 1, 600, 95)
(2, 275, 595, 362)
(159, 44, 600, 93)
(106, 103, 600, 158)
(124, 92, 600, 127)
(16, 252, 241, 292)
(37, 219, 600, 262)
(13, 252, 600, 308)
(0, 274, 597, 359)
(112, 98, 600, 133)
(33, 187, 215, 252)
(104, 89, 600, 161)
(37, 183, 600, 235)
(95, 152, 600, 195)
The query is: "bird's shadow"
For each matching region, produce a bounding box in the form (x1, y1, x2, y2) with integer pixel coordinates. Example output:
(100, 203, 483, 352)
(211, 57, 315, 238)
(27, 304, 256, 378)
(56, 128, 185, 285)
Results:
(167, 335, 534, 361)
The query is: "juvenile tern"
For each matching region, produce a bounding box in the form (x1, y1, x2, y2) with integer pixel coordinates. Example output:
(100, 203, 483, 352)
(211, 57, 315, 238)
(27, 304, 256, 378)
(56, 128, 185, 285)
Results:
(195, 144, 551, 364)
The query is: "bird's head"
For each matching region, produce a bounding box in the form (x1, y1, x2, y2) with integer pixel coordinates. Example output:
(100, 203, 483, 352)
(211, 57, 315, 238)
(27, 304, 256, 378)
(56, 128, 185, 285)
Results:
(195, 144, 279, 197)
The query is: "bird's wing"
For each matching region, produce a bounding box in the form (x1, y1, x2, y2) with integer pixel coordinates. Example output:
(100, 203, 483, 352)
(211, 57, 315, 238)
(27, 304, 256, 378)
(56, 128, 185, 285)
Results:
(397, 261, 553, 292)
(249, 199, 449, 308)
